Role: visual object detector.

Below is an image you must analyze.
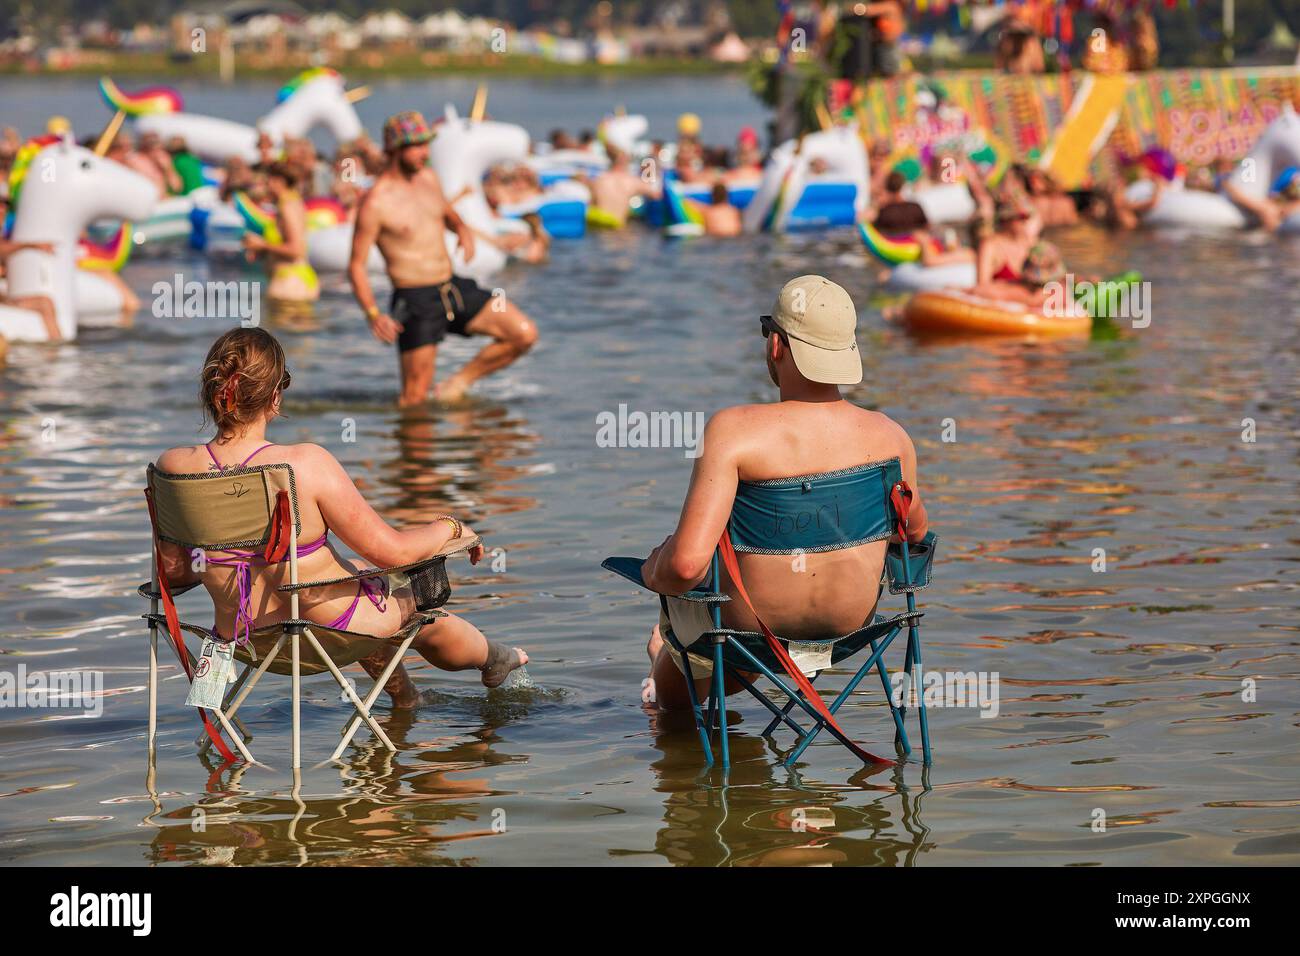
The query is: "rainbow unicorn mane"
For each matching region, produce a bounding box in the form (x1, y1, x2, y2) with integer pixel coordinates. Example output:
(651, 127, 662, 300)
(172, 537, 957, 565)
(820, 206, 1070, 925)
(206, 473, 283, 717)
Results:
(277, 68, 340, 104)
(232, 191, 283, 245)
(858, 221, 923, 266)
(77, 223, 135, 272)
(99, 78, 182, 117)
(7, 135, 61, 208)
(304, 196, 347, 231)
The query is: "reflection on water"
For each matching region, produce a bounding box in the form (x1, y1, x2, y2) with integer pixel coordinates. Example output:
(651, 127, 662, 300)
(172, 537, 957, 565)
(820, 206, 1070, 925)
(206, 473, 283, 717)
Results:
(2, 85, 1299, 862)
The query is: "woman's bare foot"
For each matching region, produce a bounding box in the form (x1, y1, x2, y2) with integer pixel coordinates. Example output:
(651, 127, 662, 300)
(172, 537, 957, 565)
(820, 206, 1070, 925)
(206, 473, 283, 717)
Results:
(481, 640, 528, 688)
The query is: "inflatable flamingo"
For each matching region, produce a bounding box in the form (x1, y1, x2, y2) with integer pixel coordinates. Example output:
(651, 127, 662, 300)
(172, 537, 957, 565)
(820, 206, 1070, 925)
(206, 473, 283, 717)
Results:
(0, 138, 156, 343)
(1126, 107, 1300, 231)
(742, 125, 870, 233)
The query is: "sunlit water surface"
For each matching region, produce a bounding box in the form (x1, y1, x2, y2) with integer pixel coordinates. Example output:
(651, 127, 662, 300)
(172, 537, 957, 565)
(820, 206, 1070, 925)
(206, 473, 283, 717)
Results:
(1, 78, 1298, 866)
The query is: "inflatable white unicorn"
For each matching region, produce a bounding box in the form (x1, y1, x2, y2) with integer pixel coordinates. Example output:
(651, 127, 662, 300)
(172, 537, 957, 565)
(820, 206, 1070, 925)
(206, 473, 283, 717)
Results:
(0, 138, 156, 342)
(742, 125, 870, 233)
(1127, 107, 1300, 231)
(430, 106, 530, 282)
(104, 69, 367, 165)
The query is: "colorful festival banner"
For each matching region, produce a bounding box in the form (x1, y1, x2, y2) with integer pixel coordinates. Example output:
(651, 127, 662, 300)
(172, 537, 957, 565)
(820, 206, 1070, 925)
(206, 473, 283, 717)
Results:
(855, 66, 1298, 187)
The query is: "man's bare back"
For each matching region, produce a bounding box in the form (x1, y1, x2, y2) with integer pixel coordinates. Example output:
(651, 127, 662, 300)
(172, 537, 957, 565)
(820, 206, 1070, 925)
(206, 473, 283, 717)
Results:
(702, 203, 742, 237)
(712, 400, 922, 638)
(358, 167, 456, 288)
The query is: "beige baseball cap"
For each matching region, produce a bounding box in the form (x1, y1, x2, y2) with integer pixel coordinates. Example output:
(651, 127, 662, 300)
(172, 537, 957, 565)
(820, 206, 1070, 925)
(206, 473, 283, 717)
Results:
(764, 275, 863, 385)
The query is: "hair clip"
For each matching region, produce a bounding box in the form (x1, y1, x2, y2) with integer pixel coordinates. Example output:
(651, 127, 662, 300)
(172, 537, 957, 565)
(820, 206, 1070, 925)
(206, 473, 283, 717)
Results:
(220, 374, 240, 412)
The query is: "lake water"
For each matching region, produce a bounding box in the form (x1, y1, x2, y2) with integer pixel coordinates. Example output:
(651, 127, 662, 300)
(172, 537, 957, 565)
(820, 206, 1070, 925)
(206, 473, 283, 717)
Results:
(1, 77, 1298, 867)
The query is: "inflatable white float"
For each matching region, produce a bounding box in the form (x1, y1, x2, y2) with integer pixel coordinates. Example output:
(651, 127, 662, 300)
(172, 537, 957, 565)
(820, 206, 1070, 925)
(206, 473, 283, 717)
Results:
(103, 69, 366, 166)
(857, 221, 976, 290)
(742, 125, 870, 233)
(884, 261, 977, 291)
(1, 137, 156, 343)
(914, 182, 977, 226)
(1125, 107, 1300, 231)
(429, 106, 531, 283)
(96, 72, 368, 251)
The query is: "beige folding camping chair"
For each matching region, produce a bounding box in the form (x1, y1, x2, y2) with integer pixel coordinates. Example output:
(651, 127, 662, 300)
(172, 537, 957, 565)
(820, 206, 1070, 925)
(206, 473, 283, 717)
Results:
(141, 460, 478, 770)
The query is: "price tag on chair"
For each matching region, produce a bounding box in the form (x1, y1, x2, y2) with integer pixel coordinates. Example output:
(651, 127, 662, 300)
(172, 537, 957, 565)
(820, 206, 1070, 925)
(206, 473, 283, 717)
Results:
(788, 641, 833, 676)
(185, 638, 235, 710)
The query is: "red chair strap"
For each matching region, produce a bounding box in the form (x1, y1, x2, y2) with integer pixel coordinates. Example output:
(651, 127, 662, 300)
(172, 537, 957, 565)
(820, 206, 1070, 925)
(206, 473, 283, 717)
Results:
(717, 530, 891, 765)
(890, 480, 913, 538)
(144, 488, 238, 764)
(263, 490, 292, 563)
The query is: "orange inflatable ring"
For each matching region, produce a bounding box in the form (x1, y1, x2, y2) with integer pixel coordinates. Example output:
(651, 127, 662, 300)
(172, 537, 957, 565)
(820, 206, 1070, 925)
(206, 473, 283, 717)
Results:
(902, 290, 1091, 338)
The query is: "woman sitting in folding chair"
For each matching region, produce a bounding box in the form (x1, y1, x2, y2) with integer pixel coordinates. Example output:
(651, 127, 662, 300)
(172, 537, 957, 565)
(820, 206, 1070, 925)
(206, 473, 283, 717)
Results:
(152, 327, 528, 708)
(634, 276, 929, 727)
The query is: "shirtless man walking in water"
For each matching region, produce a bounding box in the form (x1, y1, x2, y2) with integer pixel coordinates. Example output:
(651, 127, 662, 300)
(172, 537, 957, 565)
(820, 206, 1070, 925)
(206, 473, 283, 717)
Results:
(349, 111, 538, 405)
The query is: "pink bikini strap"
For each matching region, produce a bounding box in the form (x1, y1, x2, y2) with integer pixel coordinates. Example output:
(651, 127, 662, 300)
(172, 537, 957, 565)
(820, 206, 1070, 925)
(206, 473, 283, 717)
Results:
(240, 443, 274, 466)
(204, 442, 275, 470)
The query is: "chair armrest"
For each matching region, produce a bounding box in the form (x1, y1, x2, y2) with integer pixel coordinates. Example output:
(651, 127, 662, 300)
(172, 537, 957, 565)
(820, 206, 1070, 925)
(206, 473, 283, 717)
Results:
(138, 580, 203, 601)
(601, 556, 730, 605)
(279, 535, 481, 593)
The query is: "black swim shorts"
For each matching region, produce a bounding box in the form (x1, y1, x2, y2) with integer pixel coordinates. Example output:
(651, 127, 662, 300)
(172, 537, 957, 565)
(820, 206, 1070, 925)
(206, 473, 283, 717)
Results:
(391, 277, 494, 352)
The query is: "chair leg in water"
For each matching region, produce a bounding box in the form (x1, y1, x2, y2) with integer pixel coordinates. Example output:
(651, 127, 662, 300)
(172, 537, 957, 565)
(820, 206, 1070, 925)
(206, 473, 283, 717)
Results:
(329, 633, 418, 763)
(871, 638, 910, 756)
(679, 645, 714, 766)
(711, 635, 730, 769)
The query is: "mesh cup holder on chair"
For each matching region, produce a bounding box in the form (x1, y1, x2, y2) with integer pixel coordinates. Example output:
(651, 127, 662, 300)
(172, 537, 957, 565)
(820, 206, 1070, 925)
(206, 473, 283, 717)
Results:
(406, 557, 452, 611)
(886, 532, 937, 593)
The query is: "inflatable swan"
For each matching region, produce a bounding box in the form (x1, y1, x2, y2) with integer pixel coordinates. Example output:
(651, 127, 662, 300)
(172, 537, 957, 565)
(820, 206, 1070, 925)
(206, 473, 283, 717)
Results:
(103, 69, 366, 165)
(1126, 107, 1300, 231)
(308, 106, 530, 282)
(1, 138, 156, 342)
(742, 125, 870, 233)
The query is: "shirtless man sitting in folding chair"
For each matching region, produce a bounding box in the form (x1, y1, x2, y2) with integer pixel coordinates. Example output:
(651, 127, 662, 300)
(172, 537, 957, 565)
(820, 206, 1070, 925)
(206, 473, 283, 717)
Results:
(638, 275, 929, 710)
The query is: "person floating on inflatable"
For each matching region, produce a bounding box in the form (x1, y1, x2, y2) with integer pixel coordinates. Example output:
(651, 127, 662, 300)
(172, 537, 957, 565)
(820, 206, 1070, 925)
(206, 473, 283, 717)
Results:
(1224, 164, 1300, 232)
(0, 236, 59, 340)
(864, 170, 975, 270)
(971, 194, 1070, 309)
(1088, 149, 1170, 231)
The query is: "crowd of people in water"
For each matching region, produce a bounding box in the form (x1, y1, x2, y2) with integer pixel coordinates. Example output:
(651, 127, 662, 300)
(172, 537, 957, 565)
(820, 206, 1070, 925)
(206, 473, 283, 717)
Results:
(3, 91, 1299, 345)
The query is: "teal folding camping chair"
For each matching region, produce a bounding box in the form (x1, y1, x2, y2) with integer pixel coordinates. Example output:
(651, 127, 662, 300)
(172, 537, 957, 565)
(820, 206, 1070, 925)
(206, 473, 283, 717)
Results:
(604, 457, 935, 769)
